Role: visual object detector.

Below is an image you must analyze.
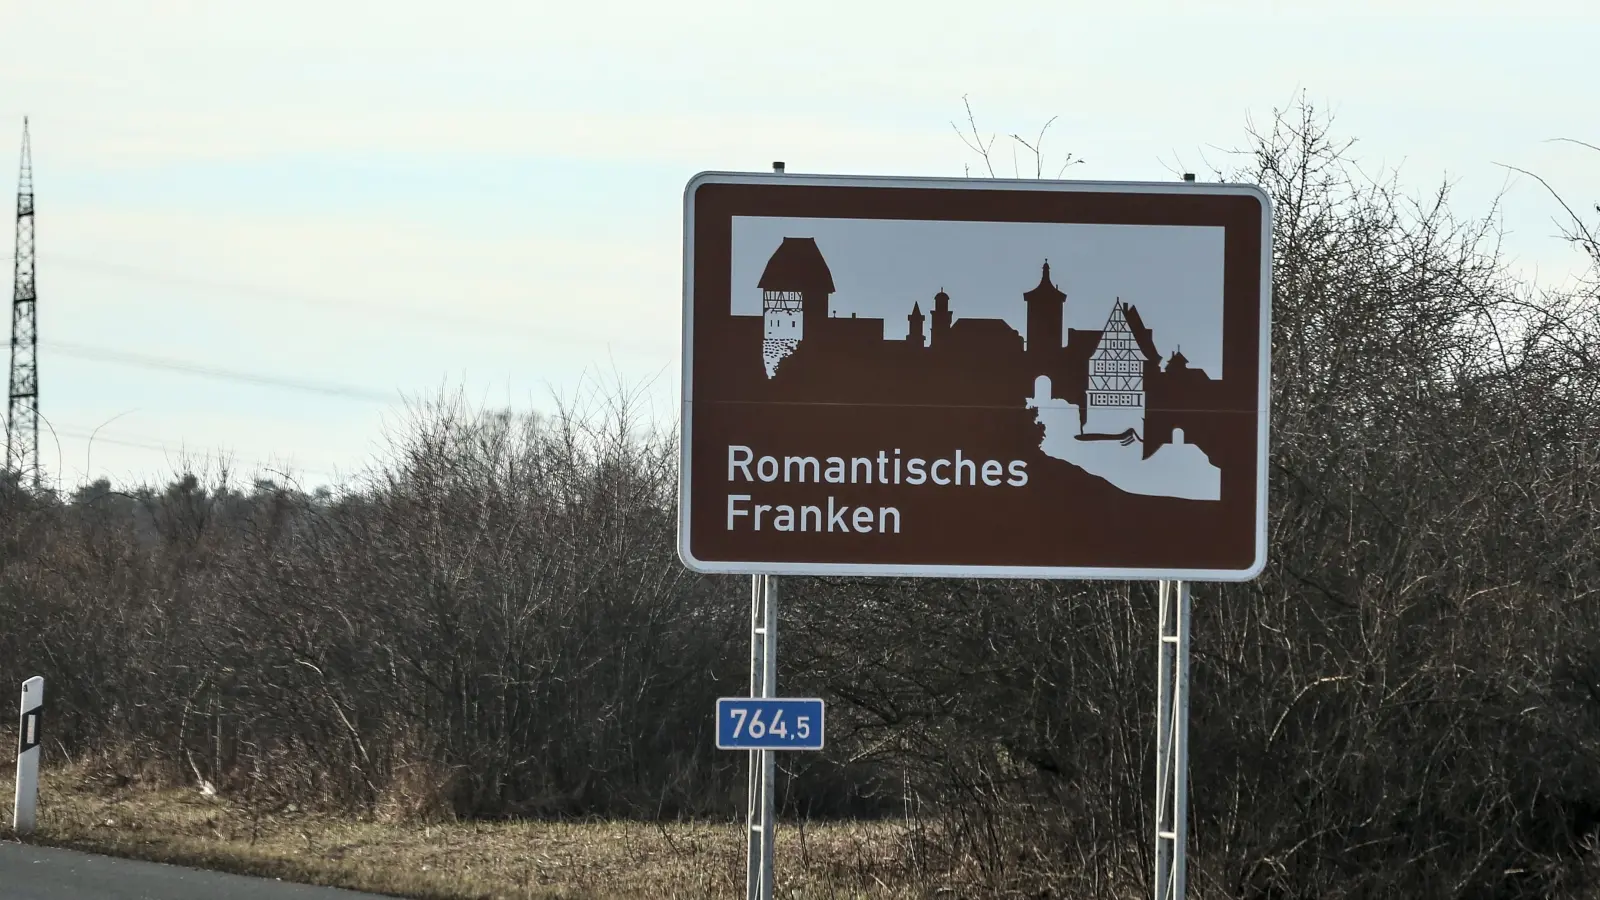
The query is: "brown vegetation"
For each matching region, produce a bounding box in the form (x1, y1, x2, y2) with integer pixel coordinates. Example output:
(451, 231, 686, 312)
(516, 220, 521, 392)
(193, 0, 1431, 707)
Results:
(0, 764, 922, 899)
(4, 100, 1600, 898)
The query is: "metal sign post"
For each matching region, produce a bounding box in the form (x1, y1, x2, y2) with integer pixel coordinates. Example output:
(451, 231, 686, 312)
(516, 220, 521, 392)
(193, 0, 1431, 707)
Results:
(14, 675, 44, 834)
(1154, 581, 1191, 900)
(747, 573, 778, 900)
(1155, 176, 1199, 900)
(741, 158, 786, 900)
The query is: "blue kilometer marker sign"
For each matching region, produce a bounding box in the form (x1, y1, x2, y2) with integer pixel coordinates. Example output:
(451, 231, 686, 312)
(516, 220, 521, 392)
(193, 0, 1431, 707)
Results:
(716, 698, 825, 750)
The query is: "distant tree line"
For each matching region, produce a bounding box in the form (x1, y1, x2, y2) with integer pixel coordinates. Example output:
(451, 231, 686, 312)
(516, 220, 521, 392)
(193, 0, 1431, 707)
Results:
(5, 101, 1600, 898)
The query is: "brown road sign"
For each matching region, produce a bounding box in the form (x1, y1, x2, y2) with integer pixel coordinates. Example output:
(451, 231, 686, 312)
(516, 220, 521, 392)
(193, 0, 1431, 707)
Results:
(678, 172, 1272, 581)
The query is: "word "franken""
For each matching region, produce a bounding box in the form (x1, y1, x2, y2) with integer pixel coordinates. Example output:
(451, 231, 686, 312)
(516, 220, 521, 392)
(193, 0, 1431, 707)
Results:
(727, 494, 899, 534)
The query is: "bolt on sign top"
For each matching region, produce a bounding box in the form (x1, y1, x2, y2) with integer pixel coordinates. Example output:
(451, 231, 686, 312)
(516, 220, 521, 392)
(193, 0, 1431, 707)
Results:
(678, 172, 1272, 581)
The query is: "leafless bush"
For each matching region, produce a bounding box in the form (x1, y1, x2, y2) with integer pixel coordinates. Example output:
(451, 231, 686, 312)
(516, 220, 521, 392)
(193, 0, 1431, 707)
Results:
(0, 383, 752, 822)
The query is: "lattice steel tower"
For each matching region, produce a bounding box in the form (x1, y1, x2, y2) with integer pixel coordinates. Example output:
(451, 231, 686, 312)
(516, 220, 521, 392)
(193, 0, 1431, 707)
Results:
(7, 117, 38, 488)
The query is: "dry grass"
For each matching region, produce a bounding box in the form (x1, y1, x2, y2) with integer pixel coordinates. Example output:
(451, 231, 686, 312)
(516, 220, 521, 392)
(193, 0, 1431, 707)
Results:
(0, 764, 933, 899)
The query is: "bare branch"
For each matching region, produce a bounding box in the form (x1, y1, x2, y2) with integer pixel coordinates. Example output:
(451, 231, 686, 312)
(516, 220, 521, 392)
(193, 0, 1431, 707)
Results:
(951, 94, 997, 178)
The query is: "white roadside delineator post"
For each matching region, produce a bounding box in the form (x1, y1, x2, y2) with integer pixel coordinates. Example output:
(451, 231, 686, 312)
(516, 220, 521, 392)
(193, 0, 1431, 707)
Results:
(14, 675, 44, 834)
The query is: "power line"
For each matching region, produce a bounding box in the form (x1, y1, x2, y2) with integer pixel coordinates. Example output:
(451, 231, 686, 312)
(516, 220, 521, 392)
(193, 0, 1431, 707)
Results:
(42, 339, 397, 402)
(55, 423, 346, 486)
(38, 252, 665, 356)
(44, 253, 514, 333)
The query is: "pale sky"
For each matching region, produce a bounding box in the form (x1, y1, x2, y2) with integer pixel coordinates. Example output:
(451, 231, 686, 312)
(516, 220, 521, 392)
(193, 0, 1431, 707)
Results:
(1, 0, 1595, 491)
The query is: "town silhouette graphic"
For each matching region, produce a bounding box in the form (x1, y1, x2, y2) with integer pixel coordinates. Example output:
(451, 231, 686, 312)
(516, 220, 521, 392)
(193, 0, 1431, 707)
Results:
(740, 236, 1231, 501)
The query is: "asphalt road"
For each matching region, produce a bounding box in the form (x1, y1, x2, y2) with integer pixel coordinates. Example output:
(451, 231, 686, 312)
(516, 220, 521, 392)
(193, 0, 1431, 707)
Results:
(0, 841, 393, 900)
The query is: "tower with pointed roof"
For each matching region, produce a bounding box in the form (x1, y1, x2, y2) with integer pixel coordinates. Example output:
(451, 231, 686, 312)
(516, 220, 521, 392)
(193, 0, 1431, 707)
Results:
(1023, 260, 1065, 368)
(907, 302, 925, 347)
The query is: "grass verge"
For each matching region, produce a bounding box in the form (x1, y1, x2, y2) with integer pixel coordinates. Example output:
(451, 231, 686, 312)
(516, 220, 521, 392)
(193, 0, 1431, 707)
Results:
(0, 765, 928, 899)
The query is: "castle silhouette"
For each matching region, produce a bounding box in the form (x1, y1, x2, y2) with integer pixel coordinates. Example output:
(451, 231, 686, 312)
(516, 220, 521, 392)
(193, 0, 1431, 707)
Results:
(731, 236, 1231, 466)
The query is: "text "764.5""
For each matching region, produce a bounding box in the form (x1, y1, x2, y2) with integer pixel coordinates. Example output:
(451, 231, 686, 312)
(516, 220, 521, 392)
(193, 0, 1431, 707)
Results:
(715, 698, 825, 750)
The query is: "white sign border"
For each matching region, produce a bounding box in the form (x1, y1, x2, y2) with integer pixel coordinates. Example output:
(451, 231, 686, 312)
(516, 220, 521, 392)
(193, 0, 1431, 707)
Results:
(678, 171, 1273, 582)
